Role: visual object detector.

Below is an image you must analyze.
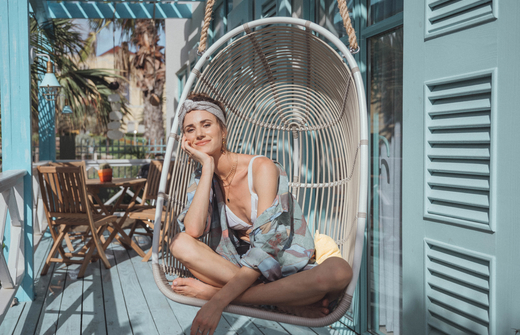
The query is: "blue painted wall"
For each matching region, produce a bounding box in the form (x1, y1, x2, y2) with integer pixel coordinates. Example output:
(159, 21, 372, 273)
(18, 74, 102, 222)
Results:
(0, 0, 35, 302)
(403, 0, 520, 334)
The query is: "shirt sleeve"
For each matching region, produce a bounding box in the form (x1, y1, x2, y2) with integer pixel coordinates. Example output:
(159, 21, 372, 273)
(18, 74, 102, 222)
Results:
(176, 168, 213, 235)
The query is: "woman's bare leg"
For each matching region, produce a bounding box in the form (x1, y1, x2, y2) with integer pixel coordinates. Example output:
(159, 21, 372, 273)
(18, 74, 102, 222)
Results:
(170, 232, 353, 312)
(169, 232, 241, 287)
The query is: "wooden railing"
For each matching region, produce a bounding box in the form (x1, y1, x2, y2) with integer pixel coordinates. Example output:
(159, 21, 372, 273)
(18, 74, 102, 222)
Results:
(0, 169, 27, 324)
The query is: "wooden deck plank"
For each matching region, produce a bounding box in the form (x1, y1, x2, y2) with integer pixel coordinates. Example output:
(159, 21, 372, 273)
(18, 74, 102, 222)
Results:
(0, 234, 53, 335)
(111, 243, 160, 335)
(279, 322, 319, 335)
(245, 318, 290, 335)
(311, 326, 338, 335)
(55, 264, 84, 335)
(11, 236, 55, 335)
(128, 249, 184, 335)
(0, 303, 26, 335)
(164, 299, 234, 335)
(81, 260, 107, 335)
(101, 244, 133, 334)
(221, 313, 265, 335)
(34, 263, 68, 335)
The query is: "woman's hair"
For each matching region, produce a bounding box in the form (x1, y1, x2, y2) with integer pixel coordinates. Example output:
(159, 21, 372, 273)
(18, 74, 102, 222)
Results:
(185, 92, 227, 131)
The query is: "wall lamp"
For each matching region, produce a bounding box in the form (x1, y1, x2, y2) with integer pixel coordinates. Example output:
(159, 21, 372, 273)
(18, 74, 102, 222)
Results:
(30, 48, 61, 102)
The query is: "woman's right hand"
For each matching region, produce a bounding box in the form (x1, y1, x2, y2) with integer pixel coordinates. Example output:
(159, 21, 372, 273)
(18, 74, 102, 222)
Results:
(182, 135, 214, 168)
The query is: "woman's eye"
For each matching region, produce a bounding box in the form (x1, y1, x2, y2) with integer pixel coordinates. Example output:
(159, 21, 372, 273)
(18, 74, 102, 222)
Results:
(186, 128, 194, 133)
(204, 123, 211, 128)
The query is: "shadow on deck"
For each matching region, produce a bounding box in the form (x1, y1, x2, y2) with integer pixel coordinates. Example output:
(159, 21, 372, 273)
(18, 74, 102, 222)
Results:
(0, 231, 355, 335)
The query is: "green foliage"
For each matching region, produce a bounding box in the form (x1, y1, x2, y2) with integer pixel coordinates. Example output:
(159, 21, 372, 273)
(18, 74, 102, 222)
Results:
(123, 145, 147, 159)
(30, 17, 130, 134)
(99, 162, 111, 170)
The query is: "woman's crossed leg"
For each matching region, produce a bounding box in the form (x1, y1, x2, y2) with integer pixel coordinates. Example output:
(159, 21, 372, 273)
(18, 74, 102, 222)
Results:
(169, 232, 353, 317)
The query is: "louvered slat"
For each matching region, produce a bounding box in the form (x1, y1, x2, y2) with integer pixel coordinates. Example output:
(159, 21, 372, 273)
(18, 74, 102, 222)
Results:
(428, 174, 489, 191)
(428, 146, 490, 160)
(428, 0, 491, 23)
(429, 97, 491, 116)
(428, 130, 490, 144)
(426, 0, 496, 38)
(429, 113, 491, 129)
(428, 303, 489, 335)
(428, 81, 491, 100)
(428, 202, 489, 224)
(427, 161, 490, 176)
(428, 261, 490, 290)
(426, 241, 491, 334)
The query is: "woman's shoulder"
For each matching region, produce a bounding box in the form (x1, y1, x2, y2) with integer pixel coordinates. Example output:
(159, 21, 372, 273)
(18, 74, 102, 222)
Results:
(250, 156, 279, 177)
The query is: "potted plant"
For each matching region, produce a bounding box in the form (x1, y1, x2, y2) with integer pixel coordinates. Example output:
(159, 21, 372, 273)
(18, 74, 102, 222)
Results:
(98, 163, 113, 182)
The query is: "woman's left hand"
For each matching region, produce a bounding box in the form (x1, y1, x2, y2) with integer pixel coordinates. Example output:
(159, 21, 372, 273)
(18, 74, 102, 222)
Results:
(191, 300, 224, 335)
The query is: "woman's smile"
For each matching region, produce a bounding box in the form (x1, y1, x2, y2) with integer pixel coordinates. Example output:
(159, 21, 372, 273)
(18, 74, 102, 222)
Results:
(195, 140, 211, 146)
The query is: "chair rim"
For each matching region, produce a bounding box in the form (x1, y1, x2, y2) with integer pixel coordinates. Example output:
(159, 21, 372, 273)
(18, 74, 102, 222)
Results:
(152, 16, 368, 324)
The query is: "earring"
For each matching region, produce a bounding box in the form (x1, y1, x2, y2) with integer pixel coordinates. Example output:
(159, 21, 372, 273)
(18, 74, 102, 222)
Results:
(221, 138, 226, 154)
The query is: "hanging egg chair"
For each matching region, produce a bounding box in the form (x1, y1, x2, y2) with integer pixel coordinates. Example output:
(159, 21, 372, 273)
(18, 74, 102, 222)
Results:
(151, 0, 368, 327)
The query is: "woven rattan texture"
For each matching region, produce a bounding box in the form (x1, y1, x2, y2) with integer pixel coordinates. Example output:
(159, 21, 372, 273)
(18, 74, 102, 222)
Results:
(160, 25, 361, 280)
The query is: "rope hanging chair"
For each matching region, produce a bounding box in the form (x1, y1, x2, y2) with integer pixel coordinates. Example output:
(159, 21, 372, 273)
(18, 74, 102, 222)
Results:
(151, 0, 368, 327)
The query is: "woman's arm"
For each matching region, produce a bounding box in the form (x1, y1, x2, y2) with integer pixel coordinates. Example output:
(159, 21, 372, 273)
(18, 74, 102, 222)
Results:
(182, 135, 215, 237)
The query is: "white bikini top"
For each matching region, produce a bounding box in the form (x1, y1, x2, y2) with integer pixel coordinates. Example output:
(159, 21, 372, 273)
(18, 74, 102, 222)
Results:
(225, 156, 263, 231)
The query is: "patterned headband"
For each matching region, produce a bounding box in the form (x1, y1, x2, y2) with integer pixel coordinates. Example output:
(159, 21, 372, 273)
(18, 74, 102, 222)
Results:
(178, 99, 226, 131)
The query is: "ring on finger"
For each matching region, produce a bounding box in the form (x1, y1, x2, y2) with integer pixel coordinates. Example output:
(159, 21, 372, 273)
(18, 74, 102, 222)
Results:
(197, 329, 204, 334)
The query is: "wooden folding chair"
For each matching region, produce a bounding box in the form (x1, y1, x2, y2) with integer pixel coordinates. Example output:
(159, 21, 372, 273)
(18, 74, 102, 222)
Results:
(127, 160, 173, 262)
(48, 161, 92, 245)
(37, 165, 117, 278)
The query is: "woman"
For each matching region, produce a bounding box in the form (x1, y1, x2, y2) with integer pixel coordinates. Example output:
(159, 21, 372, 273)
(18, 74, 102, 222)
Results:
(170, 93, 352, 335)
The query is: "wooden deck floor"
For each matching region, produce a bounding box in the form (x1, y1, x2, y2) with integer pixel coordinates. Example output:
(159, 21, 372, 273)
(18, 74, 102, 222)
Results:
(0, 232, 356, 335)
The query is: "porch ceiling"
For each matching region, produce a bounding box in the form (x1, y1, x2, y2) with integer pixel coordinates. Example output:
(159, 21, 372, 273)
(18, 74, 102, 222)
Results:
(32, 0, 202, 20)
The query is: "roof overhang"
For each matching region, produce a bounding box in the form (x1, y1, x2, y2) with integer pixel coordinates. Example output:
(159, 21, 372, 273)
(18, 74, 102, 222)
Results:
(31, 1, 201, 20)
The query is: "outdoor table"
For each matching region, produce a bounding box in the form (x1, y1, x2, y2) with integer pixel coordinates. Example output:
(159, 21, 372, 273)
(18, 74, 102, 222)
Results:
(86, 178, 147, 257)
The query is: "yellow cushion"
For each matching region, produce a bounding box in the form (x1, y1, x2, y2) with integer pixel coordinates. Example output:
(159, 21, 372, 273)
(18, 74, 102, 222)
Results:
(314, 230, 342, 264)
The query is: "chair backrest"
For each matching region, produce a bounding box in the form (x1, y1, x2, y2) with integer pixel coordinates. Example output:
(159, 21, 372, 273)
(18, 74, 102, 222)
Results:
(49, 161, 88, 180)
(142, 161, 163, 203)
(142, 160, 176, 203)
(163, 23, 363, 268)
(37, 165, 91, 219)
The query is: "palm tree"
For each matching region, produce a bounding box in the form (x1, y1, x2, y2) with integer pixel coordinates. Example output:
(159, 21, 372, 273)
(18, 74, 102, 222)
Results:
(131, 19, 165, 150)
(30, 17, 129, 136)
(90, 18, 166, 150)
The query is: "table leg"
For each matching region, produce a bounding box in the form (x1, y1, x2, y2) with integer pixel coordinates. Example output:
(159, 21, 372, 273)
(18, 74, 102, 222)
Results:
(88, 191, 111, 216)
(108, 183, 146, 257)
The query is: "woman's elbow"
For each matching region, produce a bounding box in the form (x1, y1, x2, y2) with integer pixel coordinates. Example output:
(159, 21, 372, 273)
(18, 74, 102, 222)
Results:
(184, 226, 204, 238)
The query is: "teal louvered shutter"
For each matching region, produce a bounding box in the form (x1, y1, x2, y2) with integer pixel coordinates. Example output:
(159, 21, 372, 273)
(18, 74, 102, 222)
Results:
(255, 0, 291, 20)
(403, 0, 520, 334)
(227, 0, 253, 32)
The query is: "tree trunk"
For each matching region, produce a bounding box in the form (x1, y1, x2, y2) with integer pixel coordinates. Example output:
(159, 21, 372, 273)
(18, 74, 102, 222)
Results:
(143, 80, 164, 155)
(132, 19, 166, 156)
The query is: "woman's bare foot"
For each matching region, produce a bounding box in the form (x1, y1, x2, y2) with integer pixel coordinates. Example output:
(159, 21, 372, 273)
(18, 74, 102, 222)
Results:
(171, 278, 219, 300)
(276, 298, 330, 318)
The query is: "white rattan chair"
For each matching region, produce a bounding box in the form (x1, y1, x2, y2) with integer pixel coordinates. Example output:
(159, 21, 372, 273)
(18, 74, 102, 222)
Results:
(152, 15, 368, 327)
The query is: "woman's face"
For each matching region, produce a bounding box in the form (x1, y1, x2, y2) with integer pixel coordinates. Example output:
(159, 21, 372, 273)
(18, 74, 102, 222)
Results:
(183, 109, 226, 155)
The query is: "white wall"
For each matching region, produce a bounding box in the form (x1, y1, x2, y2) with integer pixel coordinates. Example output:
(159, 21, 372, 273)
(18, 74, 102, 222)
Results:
(165, 2, 205, 135)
